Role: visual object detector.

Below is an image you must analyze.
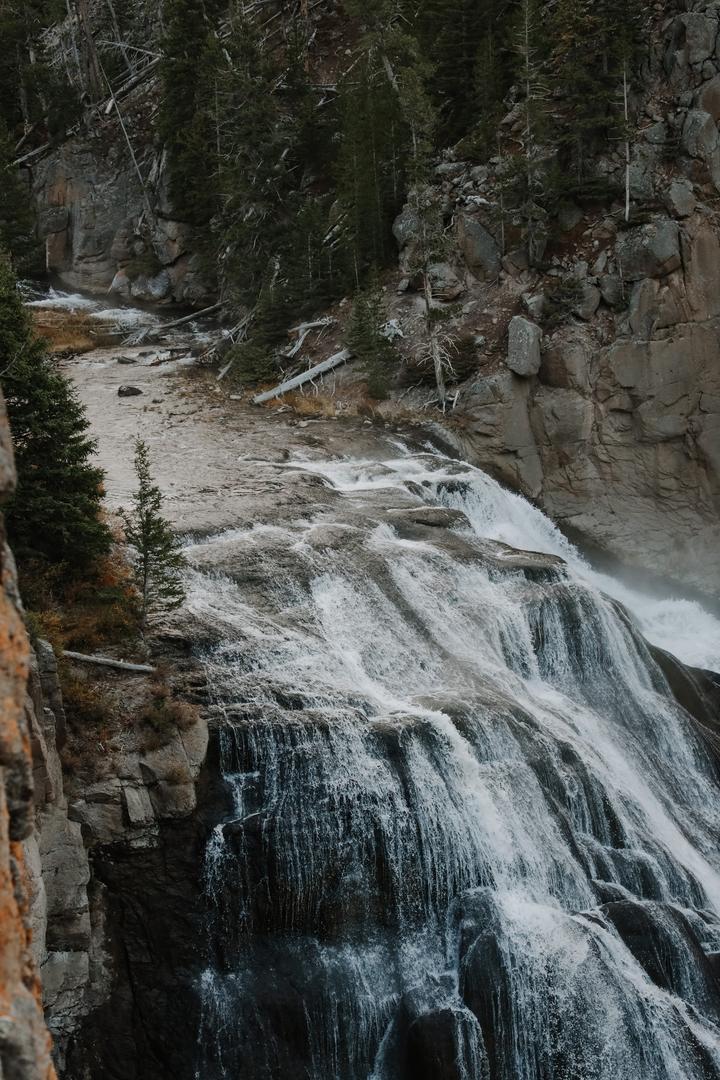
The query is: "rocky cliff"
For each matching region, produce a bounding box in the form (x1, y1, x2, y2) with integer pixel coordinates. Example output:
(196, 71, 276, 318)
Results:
(22, 635, 211, 1077)
(385, 2, 720, 597)
(0, 391, 55, 1080)
(0, 426, 212, 1079)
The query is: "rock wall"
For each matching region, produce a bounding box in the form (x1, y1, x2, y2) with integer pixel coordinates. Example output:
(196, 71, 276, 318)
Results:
(394, 3, 720, 598)
(0, 414, 212, 1077)
(444, 211, 720, 597)
(21, 637, 212, 1076)
(31, 87, 213, 308)
(0, 391, 56, 1080)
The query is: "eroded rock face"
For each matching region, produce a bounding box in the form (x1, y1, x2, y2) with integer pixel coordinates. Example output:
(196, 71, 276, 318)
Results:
(31, 114, 213, 307)
(0, 390, 56, 1080)
(23, 637, 212, 1077)
(452, 213, 720, 597)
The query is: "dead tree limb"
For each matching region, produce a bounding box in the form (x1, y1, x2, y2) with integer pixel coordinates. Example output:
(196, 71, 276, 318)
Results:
(253, 349, 351, 404)
(63, 650, 156, 674)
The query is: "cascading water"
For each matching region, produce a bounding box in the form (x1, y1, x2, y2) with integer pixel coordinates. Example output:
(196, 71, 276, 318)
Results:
(184, 448, 720, 1080)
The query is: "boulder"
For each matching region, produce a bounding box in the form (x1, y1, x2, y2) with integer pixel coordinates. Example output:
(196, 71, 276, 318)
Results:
(392, 205, 420, 251)
(664, 178, 697, 218)
(507, 316, 542, 377)
(573, 283, 601, 321)
(130, 270, 172, 303)
(599, 274, 624, 309)
(428, 262, 464, 301)
(458, 215, 501, 276)
(682, 108, 720, 159)
(118, 385, 143, 397)
(523, 292, 546, 320)
(696, 73, 720, 120)
(665, 12, 718, 70)
(615, 220, 681, 281)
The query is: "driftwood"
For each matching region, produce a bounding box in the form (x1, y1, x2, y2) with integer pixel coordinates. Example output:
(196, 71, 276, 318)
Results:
(126, 302, 222, 345)
(252, 349, 351, 404)
(63, 650, 156, 674)
(285, 317, 336, 358)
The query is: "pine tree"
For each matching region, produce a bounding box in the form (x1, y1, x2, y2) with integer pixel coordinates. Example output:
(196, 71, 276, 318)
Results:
(346, 271, 399, 400)
(548, 0, 647, 196)
(0, 0, 79, 138)
(158, 0, 225, 231)
(120, 439, 185, 633)
(0, 120, 38, 269)
(0, 255, 111, 573)
(414, 0, 487, 146)
(499, 0, 554, 264)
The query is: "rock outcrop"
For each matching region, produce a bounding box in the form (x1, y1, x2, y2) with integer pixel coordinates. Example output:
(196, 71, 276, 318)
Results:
(22, 638, 211, 1075)
(390, 5, 720, 598)
(0, 391, 56, 1080)
(31, 88, 213, 307)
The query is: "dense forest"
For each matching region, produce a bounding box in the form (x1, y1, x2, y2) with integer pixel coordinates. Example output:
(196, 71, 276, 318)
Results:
(0, 0, 648, 366)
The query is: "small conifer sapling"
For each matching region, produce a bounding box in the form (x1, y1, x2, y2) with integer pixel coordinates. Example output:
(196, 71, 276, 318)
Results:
(121, 439, 186, 634)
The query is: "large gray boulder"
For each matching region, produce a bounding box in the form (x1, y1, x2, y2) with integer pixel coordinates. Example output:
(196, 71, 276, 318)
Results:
(695, 74, 720, 121)
(458, 214, 501, 276)
(615, 220, 681, 281)
(665, 12, 718, 71)
(507, 316, 542, 377)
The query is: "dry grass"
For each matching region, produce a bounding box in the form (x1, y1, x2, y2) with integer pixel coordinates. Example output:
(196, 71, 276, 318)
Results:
(31, 309, 117, 354)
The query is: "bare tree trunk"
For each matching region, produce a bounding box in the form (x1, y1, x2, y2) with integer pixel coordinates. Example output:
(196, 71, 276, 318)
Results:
(76, 0, 103, 98)
(103, 0, 133, 75)
(423, 271, 446, 406)
(65, 0, 85, 91)
(623, 64, 631, 223)
(16, 45, 30, 132)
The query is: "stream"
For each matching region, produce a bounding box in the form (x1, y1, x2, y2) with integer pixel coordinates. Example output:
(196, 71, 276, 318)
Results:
(33, 288, 720, 1078)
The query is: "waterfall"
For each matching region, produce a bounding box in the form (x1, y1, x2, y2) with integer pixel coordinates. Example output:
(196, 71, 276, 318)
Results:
(185, 449, 720, 1080)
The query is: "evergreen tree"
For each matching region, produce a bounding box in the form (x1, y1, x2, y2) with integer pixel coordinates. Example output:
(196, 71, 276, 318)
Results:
(414, 0, 487, 145)
(158, 0, 225, 231)
(346, 271, 399, 399)
(0, 120, 38, 269)
(0, 255, 111, 573)
(336, 1, 429, 281)
(0, 0, 79, 139)
(499, 0, 554, 264)
(120, 439, 186, 633)
(549, 0, 647, 195)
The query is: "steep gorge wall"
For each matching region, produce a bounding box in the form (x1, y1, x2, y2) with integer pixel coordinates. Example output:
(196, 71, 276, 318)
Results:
(24, 639, 212, 1078)
(392, 3, 720, 597)
(0, 392, 55, 1080)
(31, 85, 212, 308)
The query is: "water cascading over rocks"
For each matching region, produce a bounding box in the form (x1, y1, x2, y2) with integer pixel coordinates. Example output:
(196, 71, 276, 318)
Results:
(181, 450, 720, 1080)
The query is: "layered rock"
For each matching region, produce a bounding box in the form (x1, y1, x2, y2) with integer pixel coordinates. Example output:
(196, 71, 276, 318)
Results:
(31, 90, 212, 307)
(390, 5, 720, 597)
(22, 640, 211, 1075)
(0, 391, 56, 1080)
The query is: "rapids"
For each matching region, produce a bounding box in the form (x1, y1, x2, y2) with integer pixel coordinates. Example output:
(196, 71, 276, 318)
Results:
(182, 448, 720, 1080)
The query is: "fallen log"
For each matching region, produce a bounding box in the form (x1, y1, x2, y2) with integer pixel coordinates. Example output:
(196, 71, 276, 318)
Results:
(63, 650, 156, 674)
(125, 302, 222, 345)
(252, 349, 351, 404)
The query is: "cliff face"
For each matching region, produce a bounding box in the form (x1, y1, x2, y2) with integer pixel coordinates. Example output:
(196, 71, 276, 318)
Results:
(0, 392, 55, 1080)
(33, 110, 213, 308)
(23, 636, 211, 1076)
(390, 3, 720, 597)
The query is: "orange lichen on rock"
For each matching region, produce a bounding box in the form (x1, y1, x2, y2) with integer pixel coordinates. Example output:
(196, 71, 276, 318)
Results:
(0, 390, 57, 1078)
